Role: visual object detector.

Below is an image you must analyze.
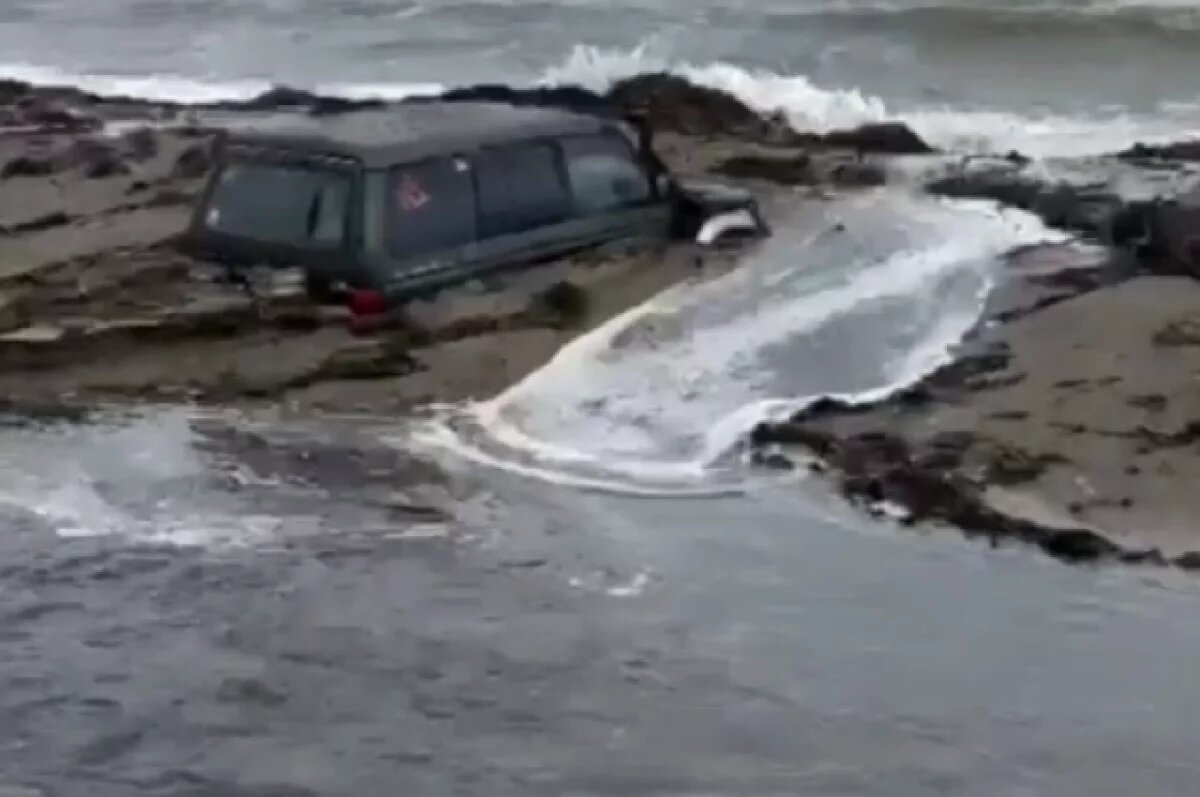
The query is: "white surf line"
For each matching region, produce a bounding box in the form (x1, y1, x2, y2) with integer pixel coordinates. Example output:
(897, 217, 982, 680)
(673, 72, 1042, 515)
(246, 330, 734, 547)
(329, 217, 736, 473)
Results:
(402, 186, 1071, 497)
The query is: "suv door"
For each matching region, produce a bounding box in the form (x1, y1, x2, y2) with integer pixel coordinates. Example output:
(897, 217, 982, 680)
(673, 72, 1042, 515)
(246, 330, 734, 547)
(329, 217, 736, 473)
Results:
(558, 131, 671, 249)
(466, 135, 669, 275)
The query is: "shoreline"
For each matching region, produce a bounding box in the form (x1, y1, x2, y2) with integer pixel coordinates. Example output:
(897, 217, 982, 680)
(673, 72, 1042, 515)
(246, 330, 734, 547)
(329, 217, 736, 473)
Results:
(752, 242, 1200, 570)
(8, 70, 1200, 571)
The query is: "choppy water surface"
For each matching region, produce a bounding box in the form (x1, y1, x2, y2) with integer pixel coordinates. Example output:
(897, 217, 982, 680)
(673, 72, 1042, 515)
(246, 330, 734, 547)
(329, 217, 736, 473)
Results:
(3, 408, 1200, 795)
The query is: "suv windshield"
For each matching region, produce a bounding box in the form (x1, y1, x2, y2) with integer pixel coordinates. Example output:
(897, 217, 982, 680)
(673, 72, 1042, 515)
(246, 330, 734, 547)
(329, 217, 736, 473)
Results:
(204, 160, 352, 246)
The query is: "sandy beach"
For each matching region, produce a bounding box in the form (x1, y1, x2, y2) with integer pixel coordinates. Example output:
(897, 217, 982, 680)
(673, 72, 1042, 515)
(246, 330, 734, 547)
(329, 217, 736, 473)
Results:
(6, 73, 1200, 568)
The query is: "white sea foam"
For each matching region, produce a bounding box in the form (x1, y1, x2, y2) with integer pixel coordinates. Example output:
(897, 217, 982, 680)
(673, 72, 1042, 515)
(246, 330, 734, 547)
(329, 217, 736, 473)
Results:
(4, 39, 1198, 158)
(540, 44, 1200, 158)
(407, 192, 1070, 494)
(0, 61, 442, 105)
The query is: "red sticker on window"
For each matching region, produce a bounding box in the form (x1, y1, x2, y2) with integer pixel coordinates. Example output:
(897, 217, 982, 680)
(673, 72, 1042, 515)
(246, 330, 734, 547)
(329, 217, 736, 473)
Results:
(398, 173, 431, 211)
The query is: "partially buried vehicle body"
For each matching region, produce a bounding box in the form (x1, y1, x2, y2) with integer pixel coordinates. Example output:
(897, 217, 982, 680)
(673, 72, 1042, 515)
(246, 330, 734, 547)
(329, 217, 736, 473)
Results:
(178, 101, 769, 311)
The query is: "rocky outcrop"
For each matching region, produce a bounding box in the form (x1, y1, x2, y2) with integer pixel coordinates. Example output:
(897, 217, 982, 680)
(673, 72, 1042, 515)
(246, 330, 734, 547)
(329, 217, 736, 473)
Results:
(925, 162, 1200, 278)
(818, 122, 934, 155)
(926, 167, 1124, 238)
(750, 364, 1193, 570)
(1114, 140, 1200, 163)
(754, 417, 1130, 564)
(711, 151, 887, 187)
(430, 74, 798, 142)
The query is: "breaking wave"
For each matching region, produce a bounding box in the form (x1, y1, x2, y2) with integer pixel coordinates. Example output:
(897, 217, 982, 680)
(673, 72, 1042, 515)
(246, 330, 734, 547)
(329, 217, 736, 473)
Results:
(541, 44, 1200, 158)
(5, 38, 1200, 158)
(407, 193, 1070, 495)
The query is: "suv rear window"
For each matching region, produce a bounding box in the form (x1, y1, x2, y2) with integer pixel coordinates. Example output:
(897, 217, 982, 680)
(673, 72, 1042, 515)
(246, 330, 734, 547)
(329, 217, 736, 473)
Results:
(204, 161, 351, 246)
(474, 143, 569, 239)
(386, 157, 477, 259)
(561, 134, 653, 214)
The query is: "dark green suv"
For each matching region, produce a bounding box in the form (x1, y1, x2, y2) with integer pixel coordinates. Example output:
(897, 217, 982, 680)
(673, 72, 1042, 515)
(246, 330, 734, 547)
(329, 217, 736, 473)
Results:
(179, 101, 768, 306)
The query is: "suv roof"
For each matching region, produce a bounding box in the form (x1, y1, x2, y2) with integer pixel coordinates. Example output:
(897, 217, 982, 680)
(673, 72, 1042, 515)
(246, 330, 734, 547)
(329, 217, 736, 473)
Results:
(220, 101, 624, 167)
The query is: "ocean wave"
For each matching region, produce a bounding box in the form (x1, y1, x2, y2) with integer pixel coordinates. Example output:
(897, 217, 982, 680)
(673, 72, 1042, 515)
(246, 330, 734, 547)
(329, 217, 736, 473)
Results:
(2, 43, 1199, 159)
(407, 193, 1068, 495)
(0, 61, 442, 105)
(540, 44, 1200, 158)
(754, 1, 1200, 37)
(736, 0, 1200, 27)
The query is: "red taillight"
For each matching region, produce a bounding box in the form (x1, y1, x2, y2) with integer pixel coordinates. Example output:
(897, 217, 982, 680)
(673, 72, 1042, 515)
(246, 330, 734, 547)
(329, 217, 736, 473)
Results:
(347, 289, 387, 334)
(348, 289, 387, 316)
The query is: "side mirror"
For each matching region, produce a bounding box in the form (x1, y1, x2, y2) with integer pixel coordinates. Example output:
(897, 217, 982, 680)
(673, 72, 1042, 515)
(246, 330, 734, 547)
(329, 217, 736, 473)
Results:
(695, 208, 762, 247)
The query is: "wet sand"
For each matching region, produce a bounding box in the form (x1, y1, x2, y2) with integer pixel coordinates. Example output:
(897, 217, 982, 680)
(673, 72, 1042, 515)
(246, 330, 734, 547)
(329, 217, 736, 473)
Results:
(754, 240, 1200, 567)
(0, 121, 800, 419)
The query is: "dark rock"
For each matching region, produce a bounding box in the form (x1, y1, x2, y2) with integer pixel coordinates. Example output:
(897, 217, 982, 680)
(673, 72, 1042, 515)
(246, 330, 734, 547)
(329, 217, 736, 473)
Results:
(531, 280, 588, 327)
(2, 211, 72, 235)
(914, 444, 963, 471)
(309, 95, 388, 116)
(1174, 552, 1200, 570)
(1127, 393, 1167, 411)
(750, 421, 837, 455)
(1153, 318, 1200, 347)
(173, 143, 212, 180)
(928, 168, 1130, 242)
(711, 153, 816, 185)
(988, 409, 1030, 421)
(747, 407, 1145, 569)
(235, 85, 322, 111)
(432, 83, 610, 117)
(846, 431, 910, 465)
(790, 395, 866, 423)
(1, 155, 53, 179)
(0, 78, 31, 106)
(606, 72, 767, 138)
(819, 122, 934, 155)
(1118, 548, 1167, 566)
(926, 430, 978, 453)
(830, 161, 887, 187)
(893, 383, 936, 406)
(926, 347, 1011, 389)
(1115, 140, 1200, 162)
(1038, 528, 1120, 562)
(985, 444, 1049, 485)
(927, 169, 1043, 212)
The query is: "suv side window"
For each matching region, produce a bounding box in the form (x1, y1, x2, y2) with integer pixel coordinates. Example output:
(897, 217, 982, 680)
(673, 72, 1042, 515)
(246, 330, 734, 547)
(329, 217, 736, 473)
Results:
(473, 143, 569, 239)
(206, 161, 352, 246)
(386, 157, 477, 259)
(561, 134, 653, 215)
